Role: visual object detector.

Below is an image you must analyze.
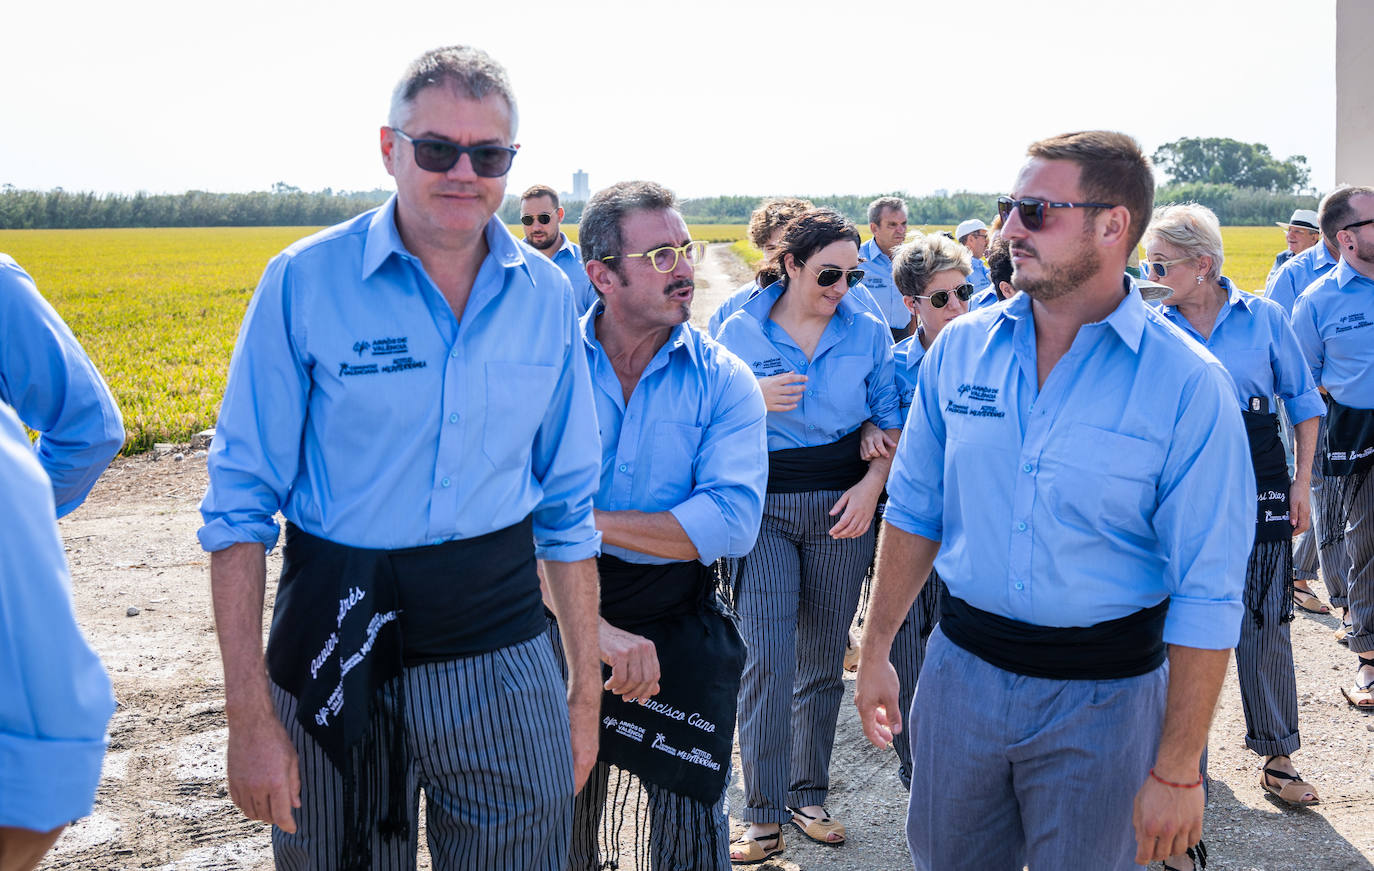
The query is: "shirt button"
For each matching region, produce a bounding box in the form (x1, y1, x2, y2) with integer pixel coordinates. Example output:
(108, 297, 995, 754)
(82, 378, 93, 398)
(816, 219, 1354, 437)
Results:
(618, 463, 628, 472)
(449, 413, 459, 423)
(441, 477, 451, 488)
(450, 349, 459, 358)
(1017, 521, 1027, 532)
(1014, 582, 1025, 590)
(1023, 463, 1032, 472)
(808, 424, 817, 430)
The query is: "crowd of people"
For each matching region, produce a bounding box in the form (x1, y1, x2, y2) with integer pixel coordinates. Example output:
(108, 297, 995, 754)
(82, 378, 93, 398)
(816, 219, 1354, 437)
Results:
(4, 42, 1374, 871)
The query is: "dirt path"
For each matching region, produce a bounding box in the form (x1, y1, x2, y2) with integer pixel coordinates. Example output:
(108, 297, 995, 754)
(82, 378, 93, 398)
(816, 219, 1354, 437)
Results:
(37, 243, 1374, 870)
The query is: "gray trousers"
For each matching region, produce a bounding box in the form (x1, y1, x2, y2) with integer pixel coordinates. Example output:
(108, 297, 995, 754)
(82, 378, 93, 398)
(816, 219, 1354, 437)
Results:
(906, 628, 1168, 870)
(1236, 540, 1301, 757)
(890, 572, 943, 787)
(1343, 474, 1374, 655)
(736, 489, 873, 824)
(271, 635, 574, 870)
(1296, 416, 1350, 606)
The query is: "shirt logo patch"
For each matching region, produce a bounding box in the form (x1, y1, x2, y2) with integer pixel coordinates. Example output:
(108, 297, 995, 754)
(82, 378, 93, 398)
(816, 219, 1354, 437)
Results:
(1335, 312, 1372, 334)
(948, 384, 1005, 418)
(341, 336, 428, 376)
(750, 356, 787, 377)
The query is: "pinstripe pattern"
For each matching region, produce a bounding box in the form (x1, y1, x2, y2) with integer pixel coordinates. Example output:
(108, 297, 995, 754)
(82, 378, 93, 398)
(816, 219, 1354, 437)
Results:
(1342, 474, 1374, 655)
(1235, 540, 1301, 757)
(735, 489, 874, 824)
(1310, 417, 1351, 606)
(271, 635, 574, 870)
(889, 572, 943, 786)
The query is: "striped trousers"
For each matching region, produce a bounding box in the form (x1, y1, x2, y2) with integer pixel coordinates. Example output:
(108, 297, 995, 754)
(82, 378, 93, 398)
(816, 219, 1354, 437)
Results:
(735, 489, 874, 824)
(1343, 474, 1374, 655)
(1236, 540, 1301, 757)
(1295, 416, 1350, 606)
(890, 572, 944, 788)
(270, 634, 574, 870)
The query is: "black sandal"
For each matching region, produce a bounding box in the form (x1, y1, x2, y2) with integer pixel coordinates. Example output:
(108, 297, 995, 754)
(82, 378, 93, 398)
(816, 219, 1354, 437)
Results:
(1162, 839, 1207, 870)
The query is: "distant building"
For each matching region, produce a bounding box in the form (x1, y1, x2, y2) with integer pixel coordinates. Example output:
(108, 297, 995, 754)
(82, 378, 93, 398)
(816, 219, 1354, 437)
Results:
(933, 189, 948, 198)
(572, 170, 589, 203)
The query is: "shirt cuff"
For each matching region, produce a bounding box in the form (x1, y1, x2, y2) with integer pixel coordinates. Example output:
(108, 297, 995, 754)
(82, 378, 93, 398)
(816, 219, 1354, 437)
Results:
(670, 494, 731, 565)
(0, 731, 108, 830)
(535, 529, 602, 563)
(1162, 595, 1243, 649)
(1282, 389, 1326, 426)
(881, 502, 942, 542)
(197, 517, 281, 554)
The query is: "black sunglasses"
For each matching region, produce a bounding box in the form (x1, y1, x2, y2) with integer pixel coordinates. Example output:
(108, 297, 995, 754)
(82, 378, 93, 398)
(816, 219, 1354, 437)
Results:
(1342, 218, 1374, 232)
(797, 261, 865, 288)
(913, 284, 974, 309)
(521, 213, 554, 226)
(389, 128, 518, 177)
(997, 196, 1116, 231)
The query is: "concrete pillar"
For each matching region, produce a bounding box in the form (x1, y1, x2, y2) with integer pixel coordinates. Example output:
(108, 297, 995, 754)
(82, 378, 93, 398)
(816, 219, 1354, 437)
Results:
(1336, 0, 1374, 185)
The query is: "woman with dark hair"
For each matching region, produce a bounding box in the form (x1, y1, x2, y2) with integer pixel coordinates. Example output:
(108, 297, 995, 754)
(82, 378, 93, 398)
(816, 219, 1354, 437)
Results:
(971, 236, 1017, 308)
(715, 209, 902, 864)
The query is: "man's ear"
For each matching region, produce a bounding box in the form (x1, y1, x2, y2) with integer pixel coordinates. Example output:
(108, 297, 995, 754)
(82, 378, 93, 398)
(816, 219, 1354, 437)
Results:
(380, 127, 398, 176)
(557, 206, 566, 222)
(1099, 205, 1132, 249)
(586, 259, 618, 296)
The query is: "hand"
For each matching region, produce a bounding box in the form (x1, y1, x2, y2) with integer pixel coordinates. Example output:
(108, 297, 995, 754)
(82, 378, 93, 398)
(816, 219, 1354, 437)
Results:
(599, 621, 660, 700)
(859, 420, 897, 460)
(757, 372, 807, 412)
(1290, 480, 1311, 536)
(828, 479, 881, 538)
(854, 653, 902, 750)
(1132, 771, 1204, 865)
(568, 692, 600, 794)
(226, 709, 301, 833)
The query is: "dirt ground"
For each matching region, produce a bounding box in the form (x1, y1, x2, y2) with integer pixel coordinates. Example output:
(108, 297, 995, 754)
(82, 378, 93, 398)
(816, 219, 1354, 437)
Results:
(37, 244, 1374, 870)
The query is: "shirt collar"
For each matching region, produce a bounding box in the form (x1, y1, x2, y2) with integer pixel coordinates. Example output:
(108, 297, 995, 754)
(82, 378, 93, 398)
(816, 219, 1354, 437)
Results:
(995, 276, 1146, 353)
(361, 195, 531, 283)
(580, 300, 696, 364)
(861, 238, 891, 267)
(1313, 243, 1337, 270)
(898, 333, 927, 370)
(1335, 258, 1374, 289)
(741, 279, 864, 325)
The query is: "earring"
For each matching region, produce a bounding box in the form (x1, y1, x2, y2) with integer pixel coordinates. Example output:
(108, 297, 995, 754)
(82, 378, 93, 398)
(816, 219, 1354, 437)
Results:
(1196, 275, 1204, 285)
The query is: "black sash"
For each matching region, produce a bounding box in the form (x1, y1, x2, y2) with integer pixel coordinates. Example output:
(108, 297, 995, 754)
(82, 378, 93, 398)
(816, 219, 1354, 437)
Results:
(1319, 396, 1374, 548)
(766, 427, 867, 493)
(266, 519, 542, 868)
(940, 594, 1169, 680)
(1242, 410, 1292, 543)
(593, 555, 745, 805)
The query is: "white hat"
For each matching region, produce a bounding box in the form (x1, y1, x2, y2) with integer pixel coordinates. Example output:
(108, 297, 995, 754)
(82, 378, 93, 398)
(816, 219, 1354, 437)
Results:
(1276, 209, 1320, 232)
(956, 219, 988, 240)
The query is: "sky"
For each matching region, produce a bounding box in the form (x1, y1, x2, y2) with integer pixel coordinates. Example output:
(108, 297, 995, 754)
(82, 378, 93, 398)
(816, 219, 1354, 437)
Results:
(0, 0, 1338, 200)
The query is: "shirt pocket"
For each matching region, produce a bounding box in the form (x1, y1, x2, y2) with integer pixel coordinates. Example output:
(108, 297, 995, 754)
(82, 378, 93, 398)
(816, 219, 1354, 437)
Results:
(483, 362, 558, 469)
(1041, 423, 1163, 538)
(648, 421, 703, 506)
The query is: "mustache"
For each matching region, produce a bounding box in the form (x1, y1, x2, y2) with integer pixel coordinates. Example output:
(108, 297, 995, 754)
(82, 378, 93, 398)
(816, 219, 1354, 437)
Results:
(1010, 244, 1037, 258)
(665, 279, 694, 296)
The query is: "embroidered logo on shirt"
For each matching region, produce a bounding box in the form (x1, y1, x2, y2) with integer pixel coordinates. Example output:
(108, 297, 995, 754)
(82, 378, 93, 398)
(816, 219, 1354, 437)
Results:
(948, 384, 1006, 418)
(750, 356, 788, 377)
(340, 336, 428, 376)
(1335, 312, 1372, 334)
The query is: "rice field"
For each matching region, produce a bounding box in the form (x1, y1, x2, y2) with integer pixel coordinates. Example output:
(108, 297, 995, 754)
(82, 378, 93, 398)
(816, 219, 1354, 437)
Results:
(0, 224, 1294, 453)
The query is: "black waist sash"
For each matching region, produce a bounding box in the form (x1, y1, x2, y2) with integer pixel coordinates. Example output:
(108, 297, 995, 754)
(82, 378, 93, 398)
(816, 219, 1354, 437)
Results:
(265, 518, 542, 867)
(1323, 396, 1374, 477)
(1243, 410, 1292, 543)
(593, 555, 745, 804)
(940, 594, 1169, 680)
(766, 428, 866, 494)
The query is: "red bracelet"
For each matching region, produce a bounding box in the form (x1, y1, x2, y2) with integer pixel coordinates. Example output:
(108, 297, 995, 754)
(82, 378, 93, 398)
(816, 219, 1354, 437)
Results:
(1149, 768, 1204, 789)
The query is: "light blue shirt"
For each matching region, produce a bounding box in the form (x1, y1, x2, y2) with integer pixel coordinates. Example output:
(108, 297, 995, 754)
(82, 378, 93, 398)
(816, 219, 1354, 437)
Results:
(581, 308, 767, 565)
(859, 238, 911, 328)
(968, 257, 992, 292)
(708, 278, 888, 337)
(892, 333, 928, 416)
(523, 233, 595, 315)
(969, 287, 1003, 311)
(199, 198, 602, 560)
(1266, 242, 1337, 316)
(715, 279, 902, 451)
(1292, 259, 1374, 409)
(1264, 248, 1296, 291)
(0, 254, 124, 517)
(0, 401, 114, 831)
(1158, 277, 1324, 423)
(885, 286, 1254, 648)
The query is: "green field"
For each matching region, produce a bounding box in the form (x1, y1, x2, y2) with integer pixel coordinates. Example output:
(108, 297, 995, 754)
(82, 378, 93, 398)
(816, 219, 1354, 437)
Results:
(1, 224, 1290, 453)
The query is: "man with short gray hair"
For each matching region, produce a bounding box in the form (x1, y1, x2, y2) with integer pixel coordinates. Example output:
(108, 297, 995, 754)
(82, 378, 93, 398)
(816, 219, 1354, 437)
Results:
(201, 45, 602, 869)
(863, 196, 913, 340)
(1265, 208, 1322, 292)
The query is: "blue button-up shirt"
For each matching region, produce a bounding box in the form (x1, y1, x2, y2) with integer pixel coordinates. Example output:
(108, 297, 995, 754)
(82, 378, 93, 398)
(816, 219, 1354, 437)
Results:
(859, 238, 910, 328)
(1292, 259, 1374, 409)
(199, 199, 601, 560)
(1157, 277, 1324, 423)
(968, 257, 992, 292)
(1264, 248, 1295, 291)
(1266, 242, 1337, 316)
(892, 333, 928, 416)
(523, 233, 595, 315)
(969, 287, 1003, 311)
(581, 307, 767, 564)
(0, 401, 115, 831)
(0, 254, 124, 517)
(715, 280, 902, 451)
(885, 286, 1254, 648)
(708, 278, 888, 337)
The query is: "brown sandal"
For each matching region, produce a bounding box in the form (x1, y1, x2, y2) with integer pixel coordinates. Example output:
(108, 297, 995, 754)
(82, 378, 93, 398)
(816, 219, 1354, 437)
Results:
(787, 806, 846, 845)
(1260, 763, 1320, 805)
(730, 829, 784, 865)
(1292, 587, 1331, 614)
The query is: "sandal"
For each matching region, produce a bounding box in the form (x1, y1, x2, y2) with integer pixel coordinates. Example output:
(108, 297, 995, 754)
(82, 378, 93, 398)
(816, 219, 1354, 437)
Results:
(1162, 840, 1208, 870)
(729, 829, 783, 865)
(1260, 762, 1320, 805)
(843, 632, 861, 672)
(1336, 610, 1353, 645)
(1342, 657, 1374, 709)
(787, 806, 846, 845)
(1292, 587, 1331, 614)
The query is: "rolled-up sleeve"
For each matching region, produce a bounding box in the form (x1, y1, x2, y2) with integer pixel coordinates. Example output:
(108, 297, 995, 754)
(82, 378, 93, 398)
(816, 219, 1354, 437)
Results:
(865, 324, 903, 431)
(1155, 363, 1255, 649)
(669, 355, 768, 564)
(198, 254, 310, 552)
(529, 308, 602, 562)
(1270, 307, 1324, 423)
(0, 258, 124, 517)
(883, 343, 946, 542)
